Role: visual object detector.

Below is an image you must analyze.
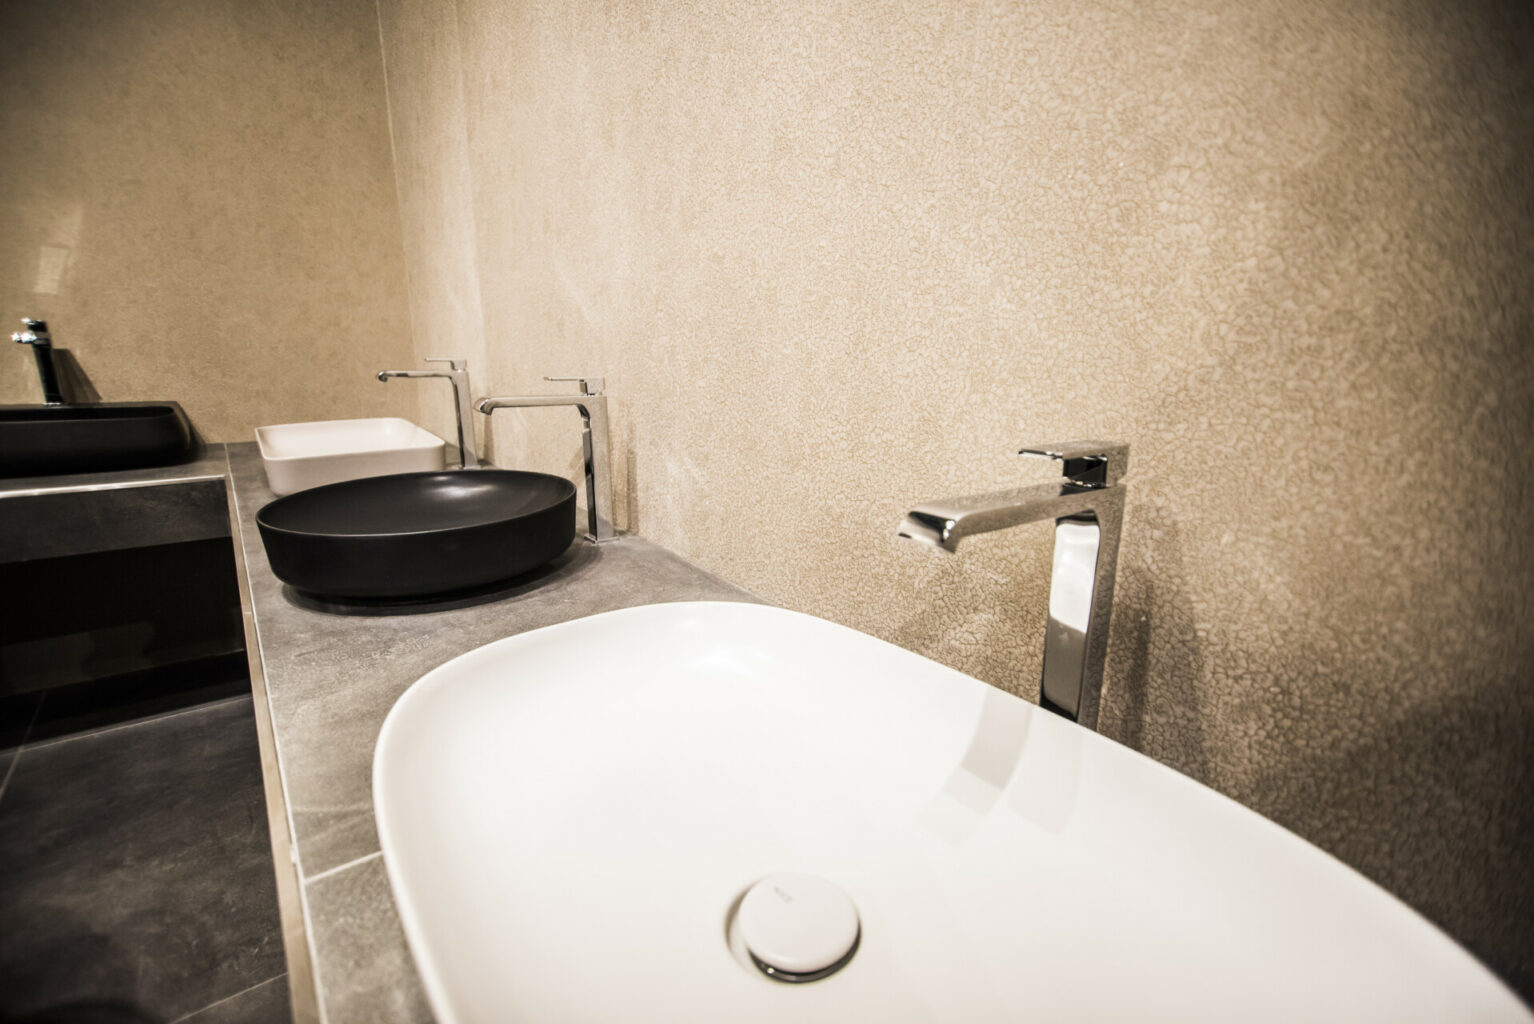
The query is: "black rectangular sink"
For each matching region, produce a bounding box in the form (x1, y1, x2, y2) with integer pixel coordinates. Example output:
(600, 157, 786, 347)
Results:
(0, 402, 195, 478)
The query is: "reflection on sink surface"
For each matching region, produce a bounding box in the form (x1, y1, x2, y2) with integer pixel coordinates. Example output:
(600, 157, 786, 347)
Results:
(374, 602, 1529, 1023)
(255, 417, 445, 495)
(0, 402, 193, 477)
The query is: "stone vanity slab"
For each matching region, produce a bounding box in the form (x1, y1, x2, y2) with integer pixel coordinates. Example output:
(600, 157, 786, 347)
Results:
(221, 442, 757, 1024)
(4, 443, 757, 1024)
(0, 445, 232, 562)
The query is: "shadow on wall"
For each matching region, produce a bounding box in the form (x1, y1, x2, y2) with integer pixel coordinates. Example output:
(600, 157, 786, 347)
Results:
(1103, 504, 1534, 1003)
(5, 347, 100, 406)
(1099, 504, 1212, 784)
(1247, 669, 1534, 1004)
(45, 351, 101, 405)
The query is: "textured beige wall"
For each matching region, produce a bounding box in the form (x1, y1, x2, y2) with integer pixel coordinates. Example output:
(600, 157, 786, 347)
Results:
(0, 0, 415, 440)
(374, 0, 487, 450)
(378, 0, 1534, 993)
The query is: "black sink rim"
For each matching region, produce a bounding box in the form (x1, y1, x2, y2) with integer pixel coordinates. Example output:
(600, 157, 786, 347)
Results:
(0, 400, 196, 478)
(256, 469, 577, 538)
(0, 402, 190, 423)
(254, 468, 579, 600)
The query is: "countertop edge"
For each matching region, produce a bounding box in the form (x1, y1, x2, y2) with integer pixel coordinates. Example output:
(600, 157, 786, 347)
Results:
(221, 447, 324, 1024)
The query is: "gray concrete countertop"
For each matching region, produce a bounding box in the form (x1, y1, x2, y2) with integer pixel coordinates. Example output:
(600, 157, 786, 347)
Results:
(0, 445, 233, 563)
(0, 443, 230, 498)
(222, 442, 757, 1024)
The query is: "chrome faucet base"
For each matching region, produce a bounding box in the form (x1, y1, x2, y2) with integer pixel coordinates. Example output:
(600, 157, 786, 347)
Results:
(899, 441, 1129, 731)
(377, 358, 480, 470)
(477, 377, 616, 544)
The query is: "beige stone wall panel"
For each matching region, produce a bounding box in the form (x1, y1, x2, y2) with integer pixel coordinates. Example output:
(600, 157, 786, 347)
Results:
(380, 0, 1534, 993)
(0, 0, 415, 439)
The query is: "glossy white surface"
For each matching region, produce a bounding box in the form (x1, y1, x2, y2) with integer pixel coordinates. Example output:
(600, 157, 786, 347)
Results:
(254, 417, 444, 495)
(373, 602, 1530, 1024)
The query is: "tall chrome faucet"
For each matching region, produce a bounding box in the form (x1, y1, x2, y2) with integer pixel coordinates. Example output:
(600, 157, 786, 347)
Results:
(477, 377, 616, 543)
(377, 358, 480, 469)
(898, 441, 1129, 731)
(12, 318, 64, 405)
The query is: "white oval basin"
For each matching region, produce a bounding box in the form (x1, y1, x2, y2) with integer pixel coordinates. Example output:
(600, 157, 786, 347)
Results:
(373, 602, 1528, 1023)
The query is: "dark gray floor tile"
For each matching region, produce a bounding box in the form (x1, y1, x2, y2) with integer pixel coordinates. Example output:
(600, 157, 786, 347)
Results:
(305, 856, 433, 1024)
(177, 973, 291, 1024)
(0, 747, 16, 801)
(0, 689, 42, 750)
(0, 698, 285, 1022)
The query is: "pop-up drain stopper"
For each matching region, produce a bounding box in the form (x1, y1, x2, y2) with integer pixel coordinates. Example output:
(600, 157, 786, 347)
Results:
(737, 872, 860, 983)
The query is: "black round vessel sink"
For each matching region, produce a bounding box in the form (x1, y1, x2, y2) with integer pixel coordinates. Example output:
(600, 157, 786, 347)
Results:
(256, 470, 577, 599)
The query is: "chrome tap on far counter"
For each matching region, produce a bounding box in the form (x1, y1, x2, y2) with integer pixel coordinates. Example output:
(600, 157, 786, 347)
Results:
(13, 318, 64, 405)
(376, 358, 480, 469)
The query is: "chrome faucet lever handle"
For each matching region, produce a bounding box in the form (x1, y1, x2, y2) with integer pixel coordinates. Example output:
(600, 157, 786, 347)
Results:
(425, 357, 468, 372)
(544, 376, 604, 396)
(1018, 441, 1129, 488)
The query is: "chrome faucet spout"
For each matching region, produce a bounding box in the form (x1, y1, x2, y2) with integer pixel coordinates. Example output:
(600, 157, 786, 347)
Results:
(898, 440, 1130, 731)
(477, 376, 615, 543)
(376, 358, 479, 469)
(12, 318, 64, 405)
(899, 480, 1113, 553)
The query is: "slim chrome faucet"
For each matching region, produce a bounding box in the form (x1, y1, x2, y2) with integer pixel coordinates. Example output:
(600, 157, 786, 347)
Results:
(898, 441, 1129, 731)
(377, 358, 480, 469)
(476, 377, 616, 543)
(12, 318, 64, 405)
